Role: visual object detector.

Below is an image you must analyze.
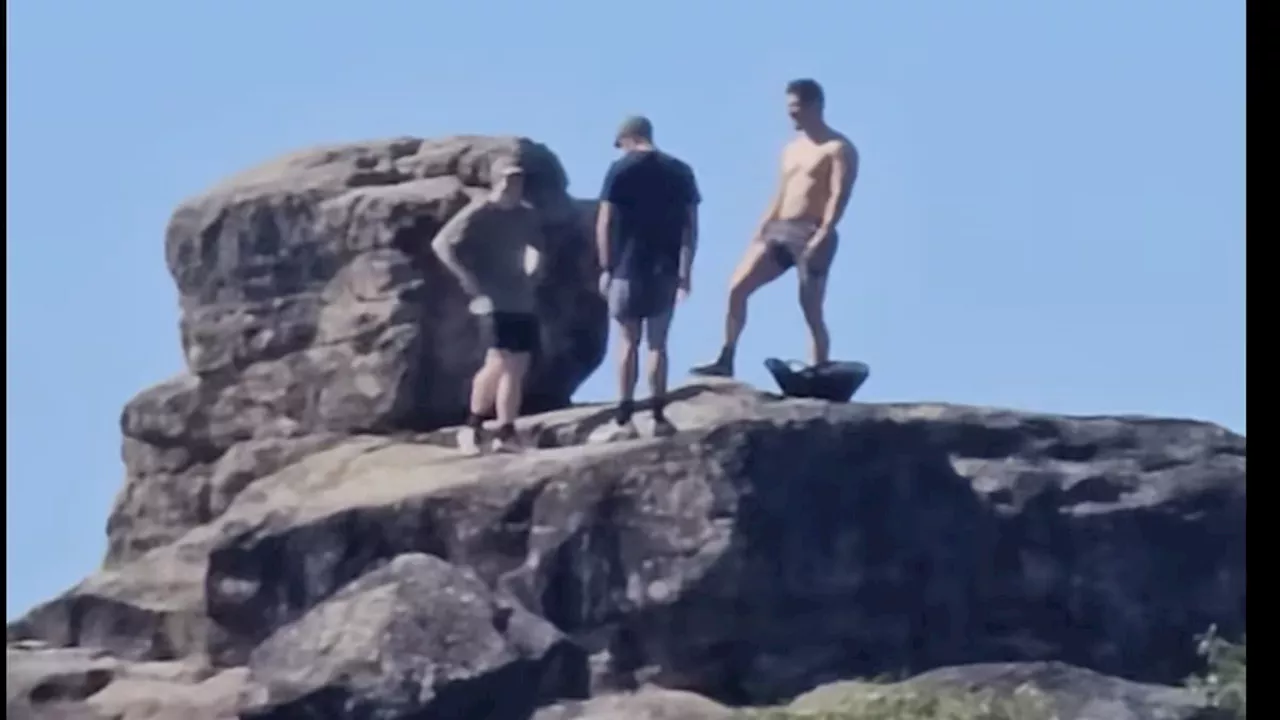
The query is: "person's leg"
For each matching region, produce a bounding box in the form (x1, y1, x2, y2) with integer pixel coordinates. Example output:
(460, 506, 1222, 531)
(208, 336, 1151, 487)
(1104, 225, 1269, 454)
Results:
(489, 313, 538, 451)
(493, 350, 531, 437)
(459, 316, 505, 453)
(469, 352, 502, 420)
(608, 278, 643, 426)
(645, 310, 676, 433)
(691, 240, 788, 377)
(798, 232, 838, 366)
(643, 274, 678, 431)
(614, 318, 642, 426)
(798, 273, 830, 366)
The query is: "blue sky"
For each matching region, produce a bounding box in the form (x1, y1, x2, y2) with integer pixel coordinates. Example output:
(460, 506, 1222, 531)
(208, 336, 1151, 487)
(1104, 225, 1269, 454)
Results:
(6, 1, 1244, 618)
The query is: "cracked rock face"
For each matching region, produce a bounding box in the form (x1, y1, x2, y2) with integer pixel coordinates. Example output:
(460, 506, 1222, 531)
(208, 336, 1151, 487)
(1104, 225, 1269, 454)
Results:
(10, 381, 1245, 720)
(107, 136, 608, 566)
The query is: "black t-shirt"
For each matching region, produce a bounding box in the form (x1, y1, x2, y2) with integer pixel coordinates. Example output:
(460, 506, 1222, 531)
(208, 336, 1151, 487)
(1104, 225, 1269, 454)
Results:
(599, 149, 700, 279)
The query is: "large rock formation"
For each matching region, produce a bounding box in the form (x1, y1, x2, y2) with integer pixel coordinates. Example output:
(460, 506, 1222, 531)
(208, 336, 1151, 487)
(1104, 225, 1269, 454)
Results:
(8, 135, 1245, 720)
(10, 381, 1245, 719)
(108, 136, 608, 565)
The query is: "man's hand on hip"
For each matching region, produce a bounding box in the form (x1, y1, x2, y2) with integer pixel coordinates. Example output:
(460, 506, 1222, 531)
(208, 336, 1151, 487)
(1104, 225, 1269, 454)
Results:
(597, 272, 612, 298)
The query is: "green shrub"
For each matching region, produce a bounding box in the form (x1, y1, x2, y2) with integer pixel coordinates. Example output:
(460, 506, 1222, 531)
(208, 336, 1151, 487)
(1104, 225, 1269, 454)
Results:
(1186, 625, 1246, 718)
(733, 681, 1055, 720)
(727, 625, 1246, 720)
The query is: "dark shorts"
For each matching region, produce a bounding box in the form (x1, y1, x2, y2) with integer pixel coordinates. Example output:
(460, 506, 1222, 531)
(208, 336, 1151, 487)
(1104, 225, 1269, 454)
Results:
(759, 218, 838, 277)
(607, 273, 679, 321)
(480, 311, 540, 354)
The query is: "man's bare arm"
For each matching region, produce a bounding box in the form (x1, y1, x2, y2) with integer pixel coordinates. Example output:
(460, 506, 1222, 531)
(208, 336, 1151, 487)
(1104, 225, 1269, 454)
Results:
(677, 164, 702, 284)
(678, 202, 699, 283)
(430, 204, 483, 295)
(753, 153, 790, 240)
(595, 201, 615, 272)
(814, 142, 859, 241)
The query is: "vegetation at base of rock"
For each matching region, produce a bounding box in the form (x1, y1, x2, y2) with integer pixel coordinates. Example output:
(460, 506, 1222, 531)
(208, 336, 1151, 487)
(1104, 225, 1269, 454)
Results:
(734, 681, 1054, 720)
(729, 628, 1249, 720)
(1186, 626, 1246, 718)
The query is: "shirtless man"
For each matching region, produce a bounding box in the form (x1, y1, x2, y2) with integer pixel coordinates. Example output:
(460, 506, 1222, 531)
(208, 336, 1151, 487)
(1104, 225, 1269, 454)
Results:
(432, 157, 545, 453)
(691, 78, 859, 378)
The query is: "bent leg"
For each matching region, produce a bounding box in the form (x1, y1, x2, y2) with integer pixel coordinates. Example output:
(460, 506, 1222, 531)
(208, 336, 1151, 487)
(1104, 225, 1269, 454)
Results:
(458, 349, 504, 452)
(692, 241, 787, 377)
(494, 349, 532, 426)
(490, 313, 539, 449)
(726, 241, 789, 352)
(470, 350, 503, 418)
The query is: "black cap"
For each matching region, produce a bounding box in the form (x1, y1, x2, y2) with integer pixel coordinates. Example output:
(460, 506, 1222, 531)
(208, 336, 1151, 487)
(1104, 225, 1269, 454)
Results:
(614, 115, 653, 147)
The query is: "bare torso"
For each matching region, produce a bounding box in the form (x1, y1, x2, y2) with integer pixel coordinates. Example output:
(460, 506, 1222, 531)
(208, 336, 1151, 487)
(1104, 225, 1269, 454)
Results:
(776, 132, 856, 221)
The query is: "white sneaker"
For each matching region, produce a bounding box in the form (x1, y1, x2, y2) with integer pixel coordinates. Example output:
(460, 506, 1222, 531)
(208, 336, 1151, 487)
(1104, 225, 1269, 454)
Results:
(457, 426, 483, 455)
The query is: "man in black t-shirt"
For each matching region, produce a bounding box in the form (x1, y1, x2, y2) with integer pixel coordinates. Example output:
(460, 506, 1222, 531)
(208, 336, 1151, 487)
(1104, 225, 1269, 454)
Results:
(595, 115, 701, 438)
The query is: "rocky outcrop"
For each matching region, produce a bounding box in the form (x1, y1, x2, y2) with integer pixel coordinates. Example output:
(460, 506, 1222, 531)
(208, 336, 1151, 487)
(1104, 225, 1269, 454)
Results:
(107, 136, 608, 565)
(10, 380, 1245, 719)
(7, 134, 1245, 720)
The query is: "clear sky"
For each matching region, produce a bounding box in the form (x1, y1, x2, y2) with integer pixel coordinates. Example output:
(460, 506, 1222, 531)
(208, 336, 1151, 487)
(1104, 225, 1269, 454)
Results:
(6, 1, 1244, 619)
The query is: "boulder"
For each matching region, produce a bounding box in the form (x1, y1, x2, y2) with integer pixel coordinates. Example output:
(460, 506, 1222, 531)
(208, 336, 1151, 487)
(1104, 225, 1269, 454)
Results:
(106, 136, 608, 565)
(240, 553, 588, 720)
(10, 381, 1246, 719)
(6, 643, 247, 720)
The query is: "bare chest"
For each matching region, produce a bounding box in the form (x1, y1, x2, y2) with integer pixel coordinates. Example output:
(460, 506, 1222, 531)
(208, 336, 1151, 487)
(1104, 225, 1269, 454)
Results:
(782, 148, 834, 184)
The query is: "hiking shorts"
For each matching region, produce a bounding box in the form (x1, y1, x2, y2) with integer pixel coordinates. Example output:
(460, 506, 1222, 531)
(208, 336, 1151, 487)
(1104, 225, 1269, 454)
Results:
(480, 311, 540, 354)
(607, 273, 680, 321)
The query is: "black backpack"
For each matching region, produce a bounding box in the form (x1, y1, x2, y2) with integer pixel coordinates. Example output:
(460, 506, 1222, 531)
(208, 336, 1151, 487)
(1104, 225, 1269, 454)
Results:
(765, 358, 870, 403)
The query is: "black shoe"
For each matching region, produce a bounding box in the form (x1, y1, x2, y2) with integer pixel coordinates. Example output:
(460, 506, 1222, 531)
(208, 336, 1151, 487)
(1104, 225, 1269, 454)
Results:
(652, 416, 678, 438)
(691, 357, 734, 378)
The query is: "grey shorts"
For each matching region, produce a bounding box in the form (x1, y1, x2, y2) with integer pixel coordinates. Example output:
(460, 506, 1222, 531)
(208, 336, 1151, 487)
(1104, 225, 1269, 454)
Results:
(760, 218, 838, 277)
(607, 273, 679, 321)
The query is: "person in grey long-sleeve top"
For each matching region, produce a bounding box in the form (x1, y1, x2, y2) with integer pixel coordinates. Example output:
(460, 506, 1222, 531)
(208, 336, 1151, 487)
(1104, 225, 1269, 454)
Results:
(431, 157, 545, 453)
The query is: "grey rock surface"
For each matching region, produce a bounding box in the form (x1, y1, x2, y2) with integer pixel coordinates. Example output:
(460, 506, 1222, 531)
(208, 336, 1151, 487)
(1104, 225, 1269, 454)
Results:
(10, 380, 1245, 719)
(108, 136, 608, 565)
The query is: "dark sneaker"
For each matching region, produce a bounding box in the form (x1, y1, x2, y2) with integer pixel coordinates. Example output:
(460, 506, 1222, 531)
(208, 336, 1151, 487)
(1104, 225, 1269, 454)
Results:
(690, 357, 734, 378)
(652, 416, 678, 438)
(491, 435, 524, 453)
(605, 422, 641, 442)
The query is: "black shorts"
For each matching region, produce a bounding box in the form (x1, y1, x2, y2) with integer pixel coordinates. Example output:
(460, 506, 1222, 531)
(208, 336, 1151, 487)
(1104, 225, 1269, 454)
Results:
(481, 311, 540, 354)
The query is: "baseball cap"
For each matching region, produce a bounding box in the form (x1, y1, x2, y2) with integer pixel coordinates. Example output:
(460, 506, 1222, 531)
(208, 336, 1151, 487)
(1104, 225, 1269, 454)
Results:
(614, 115, 654, 147)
